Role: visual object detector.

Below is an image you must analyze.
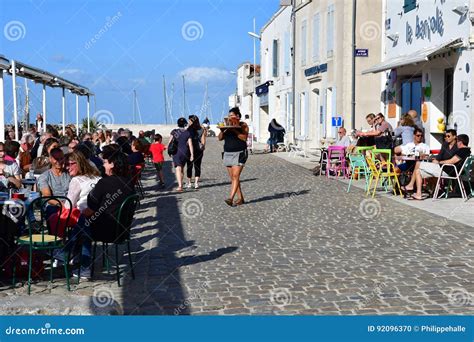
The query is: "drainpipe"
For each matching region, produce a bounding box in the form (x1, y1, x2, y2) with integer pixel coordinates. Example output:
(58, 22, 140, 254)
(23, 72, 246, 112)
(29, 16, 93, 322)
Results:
(291, 0, 297, 143)
(351, 0, 357, 130)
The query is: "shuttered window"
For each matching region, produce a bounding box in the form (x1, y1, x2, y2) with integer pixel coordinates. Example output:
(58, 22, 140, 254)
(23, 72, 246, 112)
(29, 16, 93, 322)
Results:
(301, 20, 307, 66)
(327, 4, 335, 58)
(312, 13, 320, 62)
(273, 39, 279, 77)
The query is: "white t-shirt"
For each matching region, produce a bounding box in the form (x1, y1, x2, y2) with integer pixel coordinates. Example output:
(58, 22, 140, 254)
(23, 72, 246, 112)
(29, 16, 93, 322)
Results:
(401, 142, 430, 156)
(67, 175, 101, 212)
(334, 135, 351, 147)
(0, 161, 21, 188)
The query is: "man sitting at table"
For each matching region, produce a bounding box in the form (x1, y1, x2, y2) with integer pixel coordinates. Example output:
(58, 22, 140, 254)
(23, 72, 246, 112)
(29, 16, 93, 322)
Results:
(334, 127, 351, 147)
(407, 134, 470, 200)
(396, 127, 430, 173)
(0, 142, 21, 190)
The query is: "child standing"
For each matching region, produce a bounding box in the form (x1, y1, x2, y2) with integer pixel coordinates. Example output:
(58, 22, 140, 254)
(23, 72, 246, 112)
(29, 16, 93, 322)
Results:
(149, 134, 166, 187)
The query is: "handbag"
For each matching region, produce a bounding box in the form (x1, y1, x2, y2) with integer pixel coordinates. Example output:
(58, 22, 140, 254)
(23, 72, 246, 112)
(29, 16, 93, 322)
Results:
(48, 207, 81, 237)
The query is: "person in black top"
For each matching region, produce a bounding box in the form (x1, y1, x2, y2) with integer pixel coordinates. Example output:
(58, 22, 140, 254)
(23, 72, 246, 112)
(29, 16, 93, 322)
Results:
(218, 107, 249, 206)
(128, 139, 145, 166)
(410, 134, 470, 200)
(436, 129, 458, 161)
(267, 119, 285, 152)
(186, 115, 207, 189)
(405, 129, 458, 194)
(73, 150, 135, 278)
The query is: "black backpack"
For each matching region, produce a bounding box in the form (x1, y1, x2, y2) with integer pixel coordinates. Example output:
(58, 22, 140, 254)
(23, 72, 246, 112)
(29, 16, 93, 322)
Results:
(168, 137, 178, 156)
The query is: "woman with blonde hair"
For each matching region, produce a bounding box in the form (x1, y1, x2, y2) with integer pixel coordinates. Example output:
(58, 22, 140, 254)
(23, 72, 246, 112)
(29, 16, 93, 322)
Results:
(65, 151, 101, 212)
(394, 114, 416, 155)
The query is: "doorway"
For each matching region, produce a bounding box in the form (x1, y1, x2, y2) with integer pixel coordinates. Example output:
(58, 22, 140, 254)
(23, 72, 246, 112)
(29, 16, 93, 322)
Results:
(401, 77, 422, 116)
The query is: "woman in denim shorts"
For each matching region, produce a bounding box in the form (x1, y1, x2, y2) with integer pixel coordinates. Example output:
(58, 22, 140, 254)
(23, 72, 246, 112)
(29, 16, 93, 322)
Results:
(218, 107, 249, 206)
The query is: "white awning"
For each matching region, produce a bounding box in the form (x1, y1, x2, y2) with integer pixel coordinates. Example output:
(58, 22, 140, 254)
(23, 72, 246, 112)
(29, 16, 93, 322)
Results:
(362, 38, 464, 75)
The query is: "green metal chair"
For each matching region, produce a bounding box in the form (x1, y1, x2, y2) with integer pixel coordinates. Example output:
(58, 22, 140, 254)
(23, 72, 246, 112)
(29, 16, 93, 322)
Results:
(15, 196, 73, 295)
(347, 154, 371, 192)
(90, 193, 140, 287)
(371, 148, 392, 164)
(355, 146, 375, 156)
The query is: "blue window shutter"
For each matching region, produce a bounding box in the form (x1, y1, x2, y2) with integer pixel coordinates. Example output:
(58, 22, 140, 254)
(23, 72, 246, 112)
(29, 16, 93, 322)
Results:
(312, 13, 320, 62)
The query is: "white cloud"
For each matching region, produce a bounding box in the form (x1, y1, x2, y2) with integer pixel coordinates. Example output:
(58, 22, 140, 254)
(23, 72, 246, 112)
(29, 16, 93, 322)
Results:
(59, 68, 84, 76)
(178, 67, 233, 84)
(130, 78, 147, 86)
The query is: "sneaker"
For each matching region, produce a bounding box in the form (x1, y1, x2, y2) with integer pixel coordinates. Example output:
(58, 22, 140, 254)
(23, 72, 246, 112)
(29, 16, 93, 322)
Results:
(194, 183, 199, 189)
(52, 259, 63, 268)
(186, 182, 192, 189)
(73, 267, 91, 280)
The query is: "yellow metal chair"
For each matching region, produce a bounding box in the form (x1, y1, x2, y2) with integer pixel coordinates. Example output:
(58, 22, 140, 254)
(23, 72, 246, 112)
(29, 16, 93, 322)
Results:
(366, 157, 403, 198)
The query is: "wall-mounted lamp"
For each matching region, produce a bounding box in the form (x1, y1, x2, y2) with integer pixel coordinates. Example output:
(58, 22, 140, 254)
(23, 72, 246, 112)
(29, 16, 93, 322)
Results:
(386, 33, 399, 42)
(452, 5, 469, 16)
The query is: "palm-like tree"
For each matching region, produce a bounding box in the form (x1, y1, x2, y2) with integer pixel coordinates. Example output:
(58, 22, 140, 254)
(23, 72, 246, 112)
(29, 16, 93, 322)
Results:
(81, 117, 102, 132)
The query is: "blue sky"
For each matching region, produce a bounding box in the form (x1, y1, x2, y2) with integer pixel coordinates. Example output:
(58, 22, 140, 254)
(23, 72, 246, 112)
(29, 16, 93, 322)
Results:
(1, 0, 279, 125)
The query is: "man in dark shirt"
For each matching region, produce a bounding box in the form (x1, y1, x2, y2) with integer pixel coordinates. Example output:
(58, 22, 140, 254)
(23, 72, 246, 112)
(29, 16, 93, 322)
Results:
(410, 134, 471, 200)
(405, 129, 458, 193)
(436, 129, 458, 161)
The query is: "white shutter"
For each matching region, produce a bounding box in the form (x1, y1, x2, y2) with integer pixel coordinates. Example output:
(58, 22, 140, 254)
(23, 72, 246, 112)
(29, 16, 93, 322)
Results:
(304, 92, 310, 138)
(301, 20, 307, 66)
(327, 5, 334, 57)
(295, 92, 301, 137)
(312, 13, 320, 62)
(331, 86, 337, 137)
(284, 30, 290, 74)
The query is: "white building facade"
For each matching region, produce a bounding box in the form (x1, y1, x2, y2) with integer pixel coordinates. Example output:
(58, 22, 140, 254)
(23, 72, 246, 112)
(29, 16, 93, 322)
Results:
(364, 0, 474, 148)
(292, 0, 385, 149)
(255, 6, 293, 143)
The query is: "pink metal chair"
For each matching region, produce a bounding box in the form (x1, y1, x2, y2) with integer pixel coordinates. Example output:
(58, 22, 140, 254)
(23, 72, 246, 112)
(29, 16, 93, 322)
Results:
(326, 146, 348, 179)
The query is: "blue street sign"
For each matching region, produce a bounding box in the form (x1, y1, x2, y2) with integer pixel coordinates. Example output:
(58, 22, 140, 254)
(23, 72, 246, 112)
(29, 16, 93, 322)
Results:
(331, 117, 343, 127)
(355, 49, 369, 57)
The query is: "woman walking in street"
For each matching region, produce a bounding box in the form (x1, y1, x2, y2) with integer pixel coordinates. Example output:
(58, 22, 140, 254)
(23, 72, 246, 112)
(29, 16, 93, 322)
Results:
(169, 117, 194, 192)
(218, 107, 249, 206)
(186, 115, 207, 189)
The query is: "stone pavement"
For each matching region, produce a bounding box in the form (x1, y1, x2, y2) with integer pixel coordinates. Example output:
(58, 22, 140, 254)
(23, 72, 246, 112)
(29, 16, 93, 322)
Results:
(0, 138, 473, 315)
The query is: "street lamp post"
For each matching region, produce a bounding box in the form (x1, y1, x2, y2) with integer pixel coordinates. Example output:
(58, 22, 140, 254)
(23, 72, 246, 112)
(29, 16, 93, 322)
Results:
(248, 18, 260, 142)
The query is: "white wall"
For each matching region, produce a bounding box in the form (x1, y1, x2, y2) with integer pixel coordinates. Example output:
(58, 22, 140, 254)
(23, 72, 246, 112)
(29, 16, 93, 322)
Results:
(258, 6, 293, 143)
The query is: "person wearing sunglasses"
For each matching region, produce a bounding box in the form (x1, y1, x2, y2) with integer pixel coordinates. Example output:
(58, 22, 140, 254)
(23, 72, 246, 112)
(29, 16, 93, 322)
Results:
(435, 129, 458, 162)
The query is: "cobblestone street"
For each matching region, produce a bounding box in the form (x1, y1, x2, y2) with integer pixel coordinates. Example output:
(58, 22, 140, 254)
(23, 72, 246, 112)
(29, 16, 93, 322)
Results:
(1, 138, 473, 315)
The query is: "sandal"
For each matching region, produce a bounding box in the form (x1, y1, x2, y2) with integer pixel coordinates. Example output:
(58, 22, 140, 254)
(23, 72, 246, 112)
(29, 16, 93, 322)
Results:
(235, 198, 245, 206)
(176, 187, 183, 193)
(224, 198, 234, 207)
(408, 194, 428, 201)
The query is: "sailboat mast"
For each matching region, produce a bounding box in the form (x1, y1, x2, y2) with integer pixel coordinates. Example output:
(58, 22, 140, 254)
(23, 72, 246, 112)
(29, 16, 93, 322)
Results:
(182, 75, 187, 117)
(163, 75, 168, 125)
(133, 90, 136, 124)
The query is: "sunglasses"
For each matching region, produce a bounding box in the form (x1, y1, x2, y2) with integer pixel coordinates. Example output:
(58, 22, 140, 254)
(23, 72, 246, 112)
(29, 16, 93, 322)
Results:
(67, 161, 77, 166)
(415, 134, 423, 137)
(445, 135, 452, 138)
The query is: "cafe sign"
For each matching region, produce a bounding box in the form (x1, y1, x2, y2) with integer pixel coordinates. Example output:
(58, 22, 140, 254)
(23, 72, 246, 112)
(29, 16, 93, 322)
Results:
(406, 7, 444, 44)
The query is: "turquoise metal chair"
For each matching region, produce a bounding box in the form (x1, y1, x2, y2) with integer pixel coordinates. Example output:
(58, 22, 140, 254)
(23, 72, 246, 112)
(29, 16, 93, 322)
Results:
(347, 154, 371, 192)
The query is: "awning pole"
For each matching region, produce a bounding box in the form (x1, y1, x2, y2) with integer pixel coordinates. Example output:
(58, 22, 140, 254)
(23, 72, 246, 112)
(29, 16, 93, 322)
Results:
(62, 88, 66, 135)
(11, 60, 19, 140)
(42, 83, 47, 130)
(0, 70, 5, 142)
(87, 95, 90, 132)
(76, 94, 79, 136)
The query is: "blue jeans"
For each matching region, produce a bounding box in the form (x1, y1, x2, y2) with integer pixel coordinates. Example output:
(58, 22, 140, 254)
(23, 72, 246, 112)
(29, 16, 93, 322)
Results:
(65, 215, 92, 268)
